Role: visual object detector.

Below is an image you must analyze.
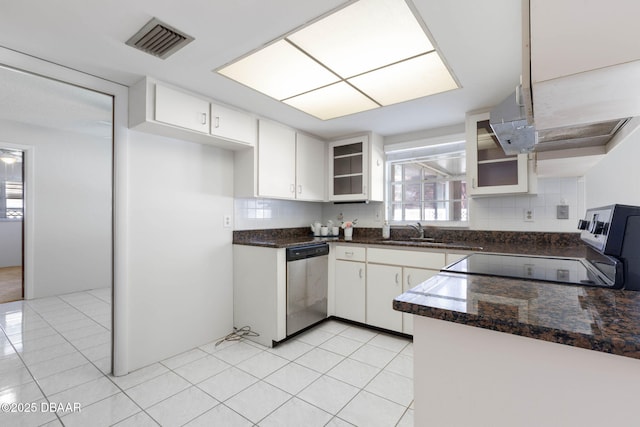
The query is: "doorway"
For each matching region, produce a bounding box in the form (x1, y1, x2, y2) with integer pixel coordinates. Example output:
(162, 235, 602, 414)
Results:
(0, 149, 23, 303)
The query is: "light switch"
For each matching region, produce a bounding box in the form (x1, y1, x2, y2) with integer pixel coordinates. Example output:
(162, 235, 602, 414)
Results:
(557, 205, 569, 220)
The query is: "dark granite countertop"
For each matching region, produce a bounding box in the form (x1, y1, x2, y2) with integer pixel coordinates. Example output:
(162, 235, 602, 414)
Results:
(233, 227, 587, 256)
(393, 272, 640, 360)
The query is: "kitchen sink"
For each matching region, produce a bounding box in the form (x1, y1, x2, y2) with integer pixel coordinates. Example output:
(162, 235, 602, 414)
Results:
(379, 239, 482, 250)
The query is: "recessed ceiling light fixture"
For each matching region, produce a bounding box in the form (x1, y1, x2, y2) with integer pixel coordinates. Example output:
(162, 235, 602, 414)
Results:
(216, 0, 459, 120)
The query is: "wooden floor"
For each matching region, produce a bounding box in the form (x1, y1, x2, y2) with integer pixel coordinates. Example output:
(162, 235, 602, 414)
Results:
(0, 266, 22, 303)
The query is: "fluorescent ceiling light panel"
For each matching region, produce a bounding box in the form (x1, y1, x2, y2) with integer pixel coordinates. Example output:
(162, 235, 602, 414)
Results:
(348, 52, 458, 105)
(283, 82, 378, 120)
(216, 0, 458, 120)
(218, 39, 339, 100)
(288, 0, 433, 78)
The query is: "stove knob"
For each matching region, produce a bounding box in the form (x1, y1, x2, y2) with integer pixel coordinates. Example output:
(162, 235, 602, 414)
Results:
(577, 219, 590, 230)
(593, 221, 606, 235)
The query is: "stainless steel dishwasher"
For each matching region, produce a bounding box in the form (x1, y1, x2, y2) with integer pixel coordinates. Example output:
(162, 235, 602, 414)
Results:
(286, 243, 329, 336)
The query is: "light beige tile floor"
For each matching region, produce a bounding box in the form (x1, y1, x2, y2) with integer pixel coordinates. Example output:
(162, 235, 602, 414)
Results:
(0, 289, 414, 426)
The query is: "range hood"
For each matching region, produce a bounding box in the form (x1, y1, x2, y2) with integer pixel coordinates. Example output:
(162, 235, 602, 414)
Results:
(489, 86, 628, 155)
(489, 87, 535, 155)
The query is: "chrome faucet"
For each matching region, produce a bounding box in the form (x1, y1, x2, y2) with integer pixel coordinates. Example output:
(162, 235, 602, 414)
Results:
(409, 222, 424, 239)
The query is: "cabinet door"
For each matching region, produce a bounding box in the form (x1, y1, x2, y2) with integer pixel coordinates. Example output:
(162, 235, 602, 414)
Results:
(366, 264, 403, 333)
(328, 136, 369, 201)
(210, 103, 257, 146)
(296, 133, 325, 201)
(258, 120, 296, 199)
(402, 267, 439, 335)
(466, 111, 528, 196)
(335, 260, 365, 323)
(155, 84, 209, 133)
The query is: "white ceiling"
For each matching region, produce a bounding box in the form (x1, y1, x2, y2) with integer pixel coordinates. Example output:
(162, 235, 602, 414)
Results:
(0, 0, 522, 140)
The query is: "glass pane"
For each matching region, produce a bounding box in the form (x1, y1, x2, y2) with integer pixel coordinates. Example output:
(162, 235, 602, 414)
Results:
(404, 183, 421, 203)
(391, 204, 403, 221)
(334, 176, 351, 195)
(392, 164, 403, 181)
(478, 160, 518, 187)
(404, 164, 421, 181)
(404, 203, 421, 221)
(334, 157, 351, 176)
(350, 175, 362, 194)
(334, 176, 362, 195)
(334, 142, 362, 157)
(349, 155, 363, 174)
(392, 184, 403, 202)
(423, 182, 436, 201)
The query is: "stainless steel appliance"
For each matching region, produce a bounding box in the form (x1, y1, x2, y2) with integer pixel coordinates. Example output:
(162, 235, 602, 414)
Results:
(286, 243, 329, 336)
(443, 204, 640, 290)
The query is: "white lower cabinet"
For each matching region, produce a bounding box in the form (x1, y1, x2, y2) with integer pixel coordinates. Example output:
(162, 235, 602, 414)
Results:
(402, 267, 439, 334)
(366, 264, 403, 332)
(334, 259, 366, 323)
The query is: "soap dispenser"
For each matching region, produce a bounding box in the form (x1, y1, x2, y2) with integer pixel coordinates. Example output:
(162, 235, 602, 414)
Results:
(382, 221, 390, 239)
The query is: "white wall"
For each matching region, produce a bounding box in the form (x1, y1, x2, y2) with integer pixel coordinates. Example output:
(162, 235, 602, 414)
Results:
(234, 198, 322, 230)
(127, 131, 234, 370)
(0, 221, 21, 267)
(584, 119, 640, 207)
(0, 121, 112, 297)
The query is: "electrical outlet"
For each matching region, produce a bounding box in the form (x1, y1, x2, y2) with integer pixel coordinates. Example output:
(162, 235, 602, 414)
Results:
(223, 215, 232, 228)
(523, 208, 535, 222)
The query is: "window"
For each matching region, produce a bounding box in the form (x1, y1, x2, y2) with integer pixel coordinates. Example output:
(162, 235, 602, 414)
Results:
(1, 181, 23, 219)
(387, 141, 467, 223)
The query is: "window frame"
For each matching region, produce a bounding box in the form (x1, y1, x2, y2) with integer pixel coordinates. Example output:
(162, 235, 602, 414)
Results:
(385, 136, 468, 227)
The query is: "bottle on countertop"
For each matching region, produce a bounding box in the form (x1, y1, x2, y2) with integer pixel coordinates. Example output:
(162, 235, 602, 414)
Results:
(382, 221, 390, 239)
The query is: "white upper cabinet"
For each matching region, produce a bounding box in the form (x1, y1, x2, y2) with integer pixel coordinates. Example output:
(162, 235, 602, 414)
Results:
(328, 133, 383, 202)
(296, 133, 326, 202)
(258, 120, 297, 199)
(466, 111, 530, 196)
(528, 0, 640, 130)
(210, 103, 257, 146)
(236, 119, 326, 201)
(129, 77, 256, 150)
(154, 84, 210, 134)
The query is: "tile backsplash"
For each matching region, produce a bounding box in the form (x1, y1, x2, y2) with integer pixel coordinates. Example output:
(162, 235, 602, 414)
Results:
(234, 198, 322, 230)
(468, 177, 584, 232)
(234, 177, 583, 233)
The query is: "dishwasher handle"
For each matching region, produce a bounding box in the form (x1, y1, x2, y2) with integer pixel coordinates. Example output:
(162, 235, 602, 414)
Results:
(286, 243, 330, 261)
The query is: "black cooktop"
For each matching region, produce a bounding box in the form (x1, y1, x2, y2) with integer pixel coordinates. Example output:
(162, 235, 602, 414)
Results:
(442, 251, 620, 288)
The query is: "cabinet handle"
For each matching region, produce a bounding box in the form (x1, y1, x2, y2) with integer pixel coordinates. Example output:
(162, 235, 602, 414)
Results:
(472, 178, 476, 189)
(395, 273, 399, 284)
(345, 251, 354, 257)
(290, 184, 295, 193)
(407, 274, 412, 286)
(298, 185, 302, 194)
(201, 113, 207, 125)
(363, 184, 367, 196)
(214, 116, 220, 128)
(359, 268, 363, 279)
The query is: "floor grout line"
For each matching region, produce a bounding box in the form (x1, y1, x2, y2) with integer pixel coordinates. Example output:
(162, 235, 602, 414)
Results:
(1, 295, 414, 426)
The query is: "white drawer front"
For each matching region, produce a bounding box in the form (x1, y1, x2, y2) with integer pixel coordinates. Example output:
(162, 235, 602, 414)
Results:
(367, 247, 446, 269)
(335, 245, 366, 262)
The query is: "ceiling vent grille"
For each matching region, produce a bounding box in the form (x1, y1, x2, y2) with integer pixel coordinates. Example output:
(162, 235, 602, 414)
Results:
(126, 18, 194, 59)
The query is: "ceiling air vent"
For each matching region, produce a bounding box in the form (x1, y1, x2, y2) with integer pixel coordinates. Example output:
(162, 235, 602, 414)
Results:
(126, 18, 194, 59)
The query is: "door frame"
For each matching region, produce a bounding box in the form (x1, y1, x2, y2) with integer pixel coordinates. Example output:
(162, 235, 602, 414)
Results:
(0, 47, 130, 376)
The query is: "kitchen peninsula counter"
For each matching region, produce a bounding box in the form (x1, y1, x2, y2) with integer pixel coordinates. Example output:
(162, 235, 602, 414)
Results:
(393, 272, 640, 359)
(394, 268, 640, 426)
